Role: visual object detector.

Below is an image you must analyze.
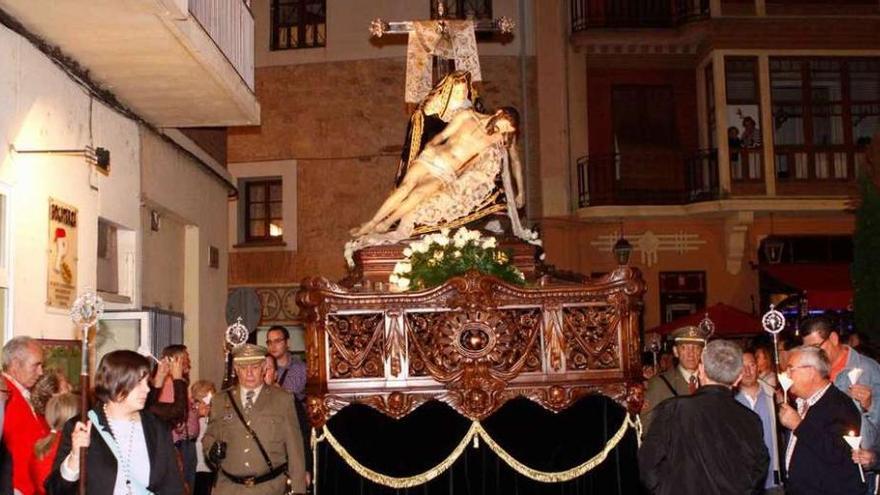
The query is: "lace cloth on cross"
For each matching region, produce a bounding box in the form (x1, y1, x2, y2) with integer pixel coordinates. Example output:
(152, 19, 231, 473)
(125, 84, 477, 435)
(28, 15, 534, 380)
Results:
(405, 20, 481, 103)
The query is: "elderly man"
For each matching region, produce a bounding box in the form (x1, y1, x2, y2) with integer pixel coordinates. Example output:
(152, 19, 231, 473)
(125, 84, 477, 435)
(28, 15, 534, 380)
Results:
(801, 317, 880, 452)
(203, 344, 307, 495)
(781, 345, 865, 494)
(2, 336, 48, 495)
(639, 340, 769, 494)
(640, 325, 708, 432)
(736, 349, 783, 494)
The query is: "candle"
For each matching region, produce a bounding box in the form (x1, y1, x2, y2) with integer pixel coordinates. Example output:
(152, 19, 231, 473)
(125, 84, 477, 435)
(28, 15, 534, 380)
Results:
(849, 368, 864, 385)
(778, 372, 793, 403)
(843, 431, 866, 483)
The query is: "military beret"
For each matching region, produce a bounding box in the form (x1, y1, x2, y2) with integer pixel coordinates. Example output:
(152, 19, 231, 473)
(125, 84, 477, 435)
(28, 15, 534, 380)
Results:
(232, 343, 268, 364)
(670, 325, 709, 345)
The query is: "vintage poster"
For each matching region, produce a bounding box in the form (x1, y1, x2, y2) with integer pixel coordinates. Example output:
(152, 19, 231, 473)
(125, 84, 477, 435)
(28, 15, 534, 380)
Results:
(47, 198, 77, 308)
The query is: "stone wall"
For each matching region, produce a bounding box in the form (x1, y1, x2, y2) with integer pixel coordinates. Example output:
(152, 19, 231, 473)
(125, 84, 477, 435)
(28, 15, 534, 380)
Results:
(228, 55, 539, 283)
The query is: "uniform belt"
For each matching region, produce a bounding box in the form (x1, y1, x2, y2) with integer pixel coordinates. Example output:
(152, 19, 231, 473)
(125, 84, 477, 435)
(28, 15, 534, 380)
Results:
(221, 463, 288, 487)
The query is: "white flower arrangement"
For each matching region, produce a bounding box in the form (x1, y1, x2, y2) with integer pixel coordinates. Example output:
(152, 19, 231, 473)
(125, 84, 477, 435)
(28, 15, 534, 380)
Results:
(389, 227, 526, 292)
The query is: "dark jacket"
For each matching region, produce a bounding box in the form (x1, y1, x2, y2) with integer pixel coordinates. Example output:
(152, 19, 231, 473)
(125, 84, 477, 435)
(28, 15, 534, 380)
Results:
(639, 384, 769, 495)
(45, 406, 183, 495)
(147, 379, 189, 425)
(786, 384, 865, 495)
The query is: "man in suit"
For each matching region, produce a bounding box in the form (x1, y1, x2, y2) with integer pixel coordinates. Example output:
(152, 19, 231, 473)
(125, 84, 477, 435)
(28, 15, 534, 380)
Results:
(1, 336, 48, 495)
(801, 317, 880, 451)
(781, 345, 865, 494)
(641, 325, 708, 432)
(639, 339, 769, 495)
(203, 344, 307, 495)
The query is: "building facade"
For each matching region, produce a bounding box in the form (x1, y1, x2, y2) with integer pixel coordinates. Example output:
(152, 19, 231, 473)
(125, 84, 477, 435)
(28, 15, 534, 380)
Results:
(227, 0, 538, 346)
(541, 0, 877, 330)
(0, 0, 258, 384)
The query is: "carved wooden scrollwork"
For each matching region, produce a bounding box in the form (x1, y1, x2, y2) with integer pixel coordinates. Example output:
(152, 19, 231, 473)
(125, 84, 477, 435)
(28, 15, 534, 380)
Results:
(563, 305, 620, 371)
(298, 258, 647, 426)
(326, 313, 385, 378)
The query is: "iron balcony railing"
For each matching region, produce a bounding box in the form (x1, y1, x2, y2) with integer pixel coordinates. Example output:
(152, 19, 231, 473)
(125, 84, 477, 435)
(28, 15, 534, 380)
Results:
(576, 150, 719, 207)
(571, 0, 709, 31)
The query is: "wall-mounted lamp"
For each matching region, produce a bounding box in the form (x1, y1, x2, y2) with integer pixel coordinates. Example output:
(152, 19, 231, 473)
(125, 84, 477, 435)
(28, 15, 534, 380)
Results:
(763, 213, 784, 264)
(11, 145, 110, 174)
(613, 220, 633, 265)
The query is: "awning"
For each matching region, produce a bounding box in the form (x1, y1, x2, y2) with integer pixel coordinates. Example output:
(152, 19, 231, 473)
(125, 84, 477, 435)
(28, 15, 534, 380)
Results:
(762, 263, 852, 311)
(648, 303, 762, 338)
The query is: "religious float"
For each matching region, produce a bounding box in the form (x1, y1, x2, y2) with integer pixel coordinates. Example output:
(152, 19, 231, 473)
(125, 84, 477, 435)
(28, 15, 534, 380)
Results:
(297, 5, 647, 494)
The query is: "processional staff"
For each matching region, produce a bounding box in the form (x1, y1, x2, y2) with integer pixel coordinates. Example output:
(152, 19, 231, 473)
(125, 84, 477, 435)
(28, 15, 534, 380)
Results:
(69, 290, 104, 495)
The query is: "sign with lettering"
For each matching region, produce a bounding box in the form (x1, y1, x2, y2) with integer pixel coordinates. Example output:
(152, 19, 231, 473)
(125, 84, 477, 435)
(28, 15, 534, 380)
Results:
(48, 198, 78, 309)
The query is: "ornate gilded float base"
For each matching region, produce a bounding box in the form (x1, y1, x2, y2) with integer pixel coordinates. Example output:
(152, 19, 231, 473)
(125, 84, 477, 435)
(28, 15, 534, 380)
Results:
(298, 255, 646, 427)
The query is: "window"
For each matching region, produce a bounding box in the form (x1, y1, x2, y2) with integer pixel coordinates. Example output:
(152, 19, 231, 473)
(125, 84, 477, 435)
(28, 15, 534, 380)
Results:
(430, 0, 493, 20)
(97, 219, 119, 294)
(245, 179, 283, 242)
(271, 0, 325, 50)
(725, 57, 762, 181)
(705, 64, 716, 150)
(770, 57, 880, 181)
(659, 272, 706, 324)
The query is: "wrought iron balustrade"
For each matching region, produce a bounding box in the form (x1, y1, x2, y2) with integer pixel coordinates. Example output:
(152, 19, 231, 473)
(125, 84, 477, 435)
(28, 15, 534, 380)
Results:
(571, 0, 709, 32)
(577, 149, 719, 207)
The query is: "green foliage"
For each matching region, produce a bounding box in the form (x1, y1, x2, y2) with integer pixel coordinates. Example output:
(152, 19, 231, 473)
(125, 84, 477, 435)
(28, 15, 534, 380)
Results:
(390, 228, 526, 291)
(853, 176, 880, 338)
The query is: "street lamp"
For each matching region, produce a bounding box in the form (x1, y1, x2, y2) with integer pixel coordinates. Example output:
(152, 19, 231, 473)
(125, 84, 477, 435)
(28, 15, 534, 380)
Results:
(613, 236, 633, 265)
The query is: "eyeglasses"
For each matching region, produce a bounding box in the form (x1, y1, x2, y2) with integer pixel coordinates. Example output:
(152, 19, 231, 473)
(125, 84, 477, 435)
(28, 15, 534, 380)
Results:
(807, 336, 829, 349)
(786, 365, 813, 373)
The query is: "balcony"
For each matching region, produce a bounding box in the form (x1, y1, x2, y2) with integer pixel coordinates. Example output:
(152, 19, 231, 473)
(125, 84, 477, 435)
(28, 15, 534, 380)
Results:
(571, 0, 709, 31)
(577, 146, 861, 210)
(577, 150, 719, 207)
(0, 0, 259, 127)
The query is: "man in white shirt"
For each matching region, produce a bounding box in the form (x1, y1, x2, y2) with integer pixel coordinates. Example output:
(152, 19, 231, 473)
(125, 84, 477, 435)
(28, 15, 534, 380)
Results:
(736, 349, 782, 493)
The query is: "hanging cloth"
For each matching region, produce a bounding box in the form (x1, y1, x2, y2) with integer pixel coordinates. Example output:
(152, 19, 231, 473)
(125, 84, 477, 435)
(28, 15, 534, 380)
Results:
(405, 20, 481, 103)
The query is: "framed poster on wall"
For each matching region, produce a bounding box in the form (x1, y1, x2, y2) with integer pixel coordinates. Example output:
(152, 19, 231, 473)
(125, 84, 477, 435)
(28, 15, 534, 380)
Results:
(37, 339, 82, 391)
(47, 198, 78, 309)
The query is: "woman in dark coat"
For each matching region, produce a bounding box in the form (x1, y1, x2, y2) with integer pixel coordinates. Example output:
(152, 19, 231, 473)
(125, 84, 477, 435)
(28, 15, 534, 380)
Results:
(46, 350, 183, 495)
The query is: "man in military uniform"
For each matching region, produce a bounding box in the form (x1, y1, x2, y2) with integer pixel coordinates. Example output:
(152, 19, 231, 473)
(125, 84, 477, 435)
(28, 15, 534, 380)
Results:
(640, 325, 708, 432)
(204, 344, 307, 494)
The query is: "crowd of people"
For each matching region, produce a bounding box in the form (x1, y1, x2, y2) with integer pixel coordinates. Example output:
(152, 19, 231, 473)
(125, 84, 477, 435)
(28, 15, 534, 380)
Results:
(640, 316, 880, 495)
(4, 314, 879, 494)
(0, 324, 310, 494)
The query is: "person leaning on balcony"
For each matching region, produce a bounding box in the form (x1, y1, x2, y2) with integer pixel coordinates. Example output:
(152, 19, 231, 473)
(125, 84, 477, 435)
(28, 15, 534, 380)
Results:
(640, 325, 708, 433)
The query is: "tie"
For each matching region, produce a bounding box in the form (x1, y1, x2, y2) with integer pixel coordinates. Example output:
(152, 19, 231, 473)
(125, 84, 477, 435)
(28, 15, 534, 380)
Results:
(244, 390, 255, 412)
(688, 375, 698, 394)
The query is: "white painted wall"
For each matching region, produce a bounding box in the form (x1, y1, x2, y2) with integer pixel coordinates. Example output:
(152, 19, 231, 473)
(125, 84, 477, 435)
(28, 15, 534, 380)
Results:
(0, 23, 141, 341)
(252, 0, 536, 67)
(140, 129, 230, 385)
